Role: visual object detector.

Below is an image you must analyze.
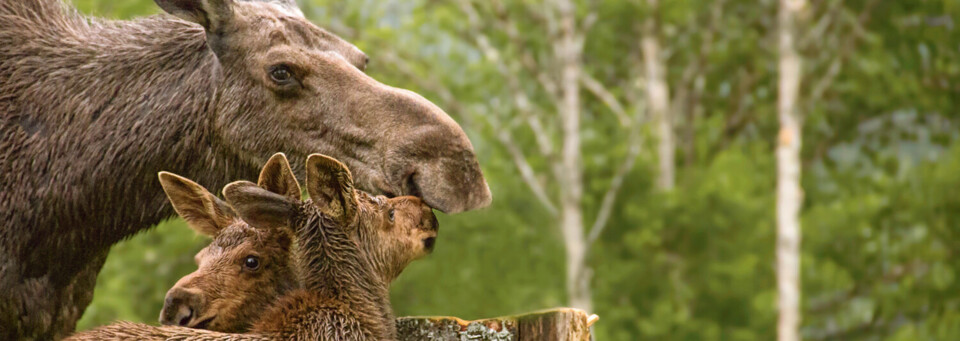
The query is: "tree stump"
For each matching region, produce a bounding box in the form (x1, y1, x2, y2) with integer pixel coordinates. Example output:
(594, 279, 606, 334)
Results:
(396, 308, 596, 341)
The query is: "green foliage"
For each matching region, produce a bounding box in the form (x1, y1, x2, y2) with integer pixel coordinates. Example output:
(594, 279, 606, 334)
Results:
(591, 145, 777, 340)
(70, 0, 959, 339)
(71, 0, 156, 18)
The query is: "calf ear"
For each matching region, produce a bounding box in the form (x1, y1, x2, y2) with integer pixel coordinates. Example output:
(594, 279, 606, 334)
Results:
(154, 0, 233, 31)
(158, 172, 236, 237)
(305, 154, 359, 227)
(258, 153, 302, 200)
(223, 181, 296, 230)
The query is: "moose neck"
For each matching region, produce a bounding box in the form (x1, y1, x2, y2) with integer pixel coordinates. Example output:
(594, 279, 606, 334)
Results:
(295, 213, 396, 334)
(2, 14, 257, 280)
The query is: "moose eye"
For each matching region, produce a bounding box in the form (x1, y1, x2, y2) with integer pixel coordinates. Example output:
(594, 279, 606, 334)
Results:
(243, 255, 260, 271)
(269, 65, 294, 84)
(388, 209, 395, 222)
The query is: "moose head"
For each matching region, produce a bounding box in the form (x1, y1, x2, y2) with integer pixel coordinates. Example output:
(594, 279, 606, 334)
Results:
(155, 0, 491, 213)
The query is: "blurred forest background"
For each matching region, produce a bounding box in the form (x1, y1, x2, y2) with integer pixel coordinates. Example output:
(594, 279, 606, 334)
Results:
(71, 0, 959, 339)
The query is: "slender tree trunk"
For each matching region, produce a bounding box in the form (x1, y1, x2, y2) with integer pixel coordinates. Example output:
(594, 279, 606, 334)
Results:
(642, 0, 675, 191)
(553, 0, 591, 313)
(777, 0, 805, 340)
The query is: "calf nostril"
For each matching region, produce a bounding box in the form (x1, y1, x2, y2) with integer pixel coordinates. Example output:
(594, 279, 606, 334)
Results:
(423, 237, 436, 251)
(177, 306, 193, 326)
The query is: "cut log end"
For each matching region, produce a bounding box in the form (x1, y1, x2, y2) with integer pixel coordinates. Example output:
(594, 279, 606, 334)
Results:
(396, 308, 594, 341)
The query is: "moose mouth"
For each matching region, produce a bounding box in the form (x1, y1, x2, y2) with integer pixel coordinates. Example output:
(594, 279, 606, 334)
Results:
(189, 316, 216, 330)
(380, 170, 423, 199)
(362, 146, 492, 213)
(402, 172, 423, 199)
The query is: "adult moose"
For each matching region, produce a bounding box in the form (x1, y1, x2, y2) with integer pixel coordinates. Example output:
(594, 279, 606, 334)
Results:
(0, 0, 491, 339)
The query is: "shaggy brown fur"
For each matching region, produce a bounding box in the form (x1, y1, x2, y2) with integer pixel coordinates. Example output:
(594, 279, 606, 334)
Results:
(0, 0, 488, 338)
(68, 153, 438, 340)
(156, 171, 298, 332)
(156, 154, 436, 333)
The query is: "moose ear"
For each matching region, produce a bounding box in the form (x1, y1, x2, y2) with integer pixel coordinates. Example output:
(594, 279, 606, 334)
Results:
(158, 172, 236, 237)
(223, 180, 296, 230)
(154, 0, 233, 31)
(258, 153, 301, 200)
(267, 0, 304, 17)
(305, 154, 359, 226)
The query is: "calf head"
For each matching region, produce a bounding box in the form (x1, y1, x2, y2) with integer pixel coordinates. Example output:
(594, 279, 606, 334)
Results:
(224, 153, 438, 288)
(155, 0, 491, 213)
(302, 153, 439, 284)
(156, 171, 298, 332)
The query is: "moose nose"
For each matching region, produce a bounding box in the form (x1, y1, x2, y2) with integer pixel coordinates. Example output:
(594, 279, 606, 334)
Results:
(159, 287, 201, 327)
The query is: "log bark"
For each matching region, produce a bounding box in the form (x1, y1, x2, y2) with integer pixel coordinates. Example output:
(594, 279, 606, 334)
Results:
(396, 308, 596, 341)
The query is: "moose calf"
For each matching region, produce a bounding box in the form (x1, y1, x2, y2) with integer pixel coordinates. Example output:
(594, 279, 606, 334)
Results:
(69, 153, 438, 340)
(154, 170, 299, 332)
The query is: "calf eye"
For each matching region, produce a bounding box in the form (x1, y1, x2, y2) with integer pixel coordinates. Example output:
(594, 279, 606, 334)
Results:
(243, 255, 260, 271)
(388, 209, 395, 222)
(269, 65, 294, 84)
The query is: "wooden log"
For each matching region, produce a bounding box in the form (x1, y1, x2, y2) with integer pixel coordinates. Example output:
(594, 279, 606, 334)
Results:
(396, 308, 596, 341)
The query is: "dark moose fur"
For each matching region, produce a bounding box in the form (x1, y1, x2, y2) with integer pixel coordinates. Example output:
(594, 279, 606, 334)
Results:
(0, 0, 489, 339)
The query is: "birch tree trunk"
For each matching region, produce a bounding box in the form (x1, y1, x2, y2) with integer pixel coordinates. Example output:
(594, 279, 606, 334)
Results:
(642, 0, 675, 191)
(777, 0, 805, 340)
(553, 0, 591, 313)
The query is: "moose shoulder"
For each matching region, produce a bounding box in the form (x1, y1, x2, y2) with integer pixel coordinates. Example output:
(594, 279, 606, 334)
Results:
(0, 0, 490, 339)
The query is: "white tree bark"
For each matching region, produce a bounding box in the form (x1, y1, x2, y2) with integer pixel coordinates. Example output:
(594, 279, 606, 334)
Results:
(642, 0, 675, 191)
(777, 0, 805, 340)
(553, 0, 591, 314)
